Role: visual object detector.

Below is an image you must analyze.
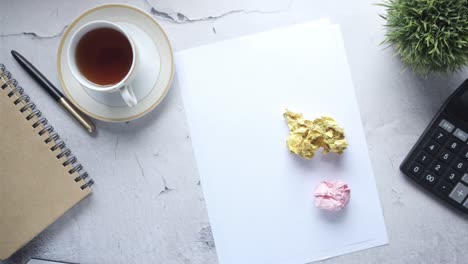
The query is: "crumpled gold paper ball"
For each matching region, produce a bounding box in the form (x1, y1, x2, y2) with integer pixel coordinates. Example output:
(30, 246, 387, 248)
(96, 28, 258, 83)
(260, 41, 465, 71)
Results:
(283, 109, 348, 159)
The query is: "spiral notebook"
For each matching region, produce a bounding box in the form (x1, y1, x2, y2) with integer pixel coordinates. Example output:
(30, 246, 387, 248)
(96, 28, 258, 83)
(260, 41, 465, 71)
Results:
(0, 64, 94, 260)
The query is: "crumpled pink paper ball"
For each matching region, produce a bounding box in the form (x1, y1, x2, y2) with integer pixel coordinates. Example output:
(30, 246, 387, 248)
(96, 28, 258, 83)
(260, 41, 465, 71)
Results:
(314, 180, 350, 211)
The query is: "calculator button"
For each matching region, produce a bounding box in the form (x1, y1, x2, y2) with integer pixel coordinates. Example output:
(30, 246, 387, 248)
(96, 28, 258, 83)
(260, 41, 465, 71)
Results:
(436, 181, 453, 195)
(445, 169, 461, 184)
(446, 138, 462, 152)
(453, 128, 468, 142)
(422, 172, 439, 186)
(430, 161, 446, 175)
(437, 150, 454, 163)
(439, 119, 455, 132)
(408, 162, 424, 177)
(425, 141, 441, 155)
(461, 147, 468, 161)
(453, 158, 467, 172)
(461, 173, 468, 184)
(449, 183, 468, 203)
(416, 152, 432, 166)
(464, 199, 468, 209)
(432, 129, 449, 144)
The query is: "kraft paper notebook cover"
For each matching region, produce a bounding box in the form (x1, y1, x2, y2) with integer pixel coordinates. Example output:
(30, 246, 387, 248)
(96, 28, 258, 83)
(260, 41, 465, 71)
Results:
(0, 64, 94, 260)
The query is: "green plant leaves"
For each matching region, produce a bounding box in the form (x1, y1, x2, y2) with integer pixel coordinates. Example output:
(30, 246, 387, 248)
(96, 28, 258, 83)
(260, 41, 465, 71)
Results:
(379, 0, 468, 75)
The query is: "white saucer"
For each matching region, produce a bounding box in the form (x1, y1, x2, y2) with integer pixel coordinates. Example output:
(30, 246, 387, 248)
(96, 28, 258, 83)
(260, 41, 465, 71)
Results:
(57, 4, 173, 122)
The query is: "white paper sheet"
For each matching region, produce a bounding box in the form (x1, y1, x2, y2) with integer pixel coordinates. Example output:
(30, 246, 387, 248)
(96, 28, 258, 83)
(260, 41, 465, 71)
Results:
(175, 20, 388, 264)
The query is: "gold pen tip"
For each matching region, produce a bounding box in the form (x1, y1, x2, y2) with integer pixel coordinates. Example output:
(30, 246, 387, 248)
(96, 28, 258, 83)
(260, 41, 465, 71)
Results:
(87, 124, 96, 134)
(59, 98, 96, 134)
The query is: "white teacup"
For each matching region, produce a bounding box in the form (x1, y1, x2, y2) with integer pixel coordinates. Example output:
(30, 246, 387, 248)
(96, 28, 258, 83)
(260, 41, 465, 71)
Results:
(67, 20, 138, 107)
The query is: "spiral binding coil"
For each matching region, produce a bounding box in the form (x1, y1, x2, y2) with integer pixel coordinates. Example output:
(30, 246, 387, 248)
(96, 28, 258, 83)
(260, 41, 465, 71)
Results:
(0, 64, 94, 190)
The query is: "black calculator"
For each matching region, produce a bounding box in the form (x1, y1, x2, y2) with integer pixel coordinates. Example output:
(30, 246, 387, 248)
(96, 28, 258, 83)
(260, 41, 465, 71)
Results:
(401, 79, 468, 215)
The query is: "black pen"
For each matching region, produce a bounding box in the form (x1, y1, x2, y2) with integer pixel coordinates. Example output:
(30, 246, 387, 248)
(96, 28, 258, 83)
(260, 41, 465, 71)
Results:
(11, 50, 95, 133)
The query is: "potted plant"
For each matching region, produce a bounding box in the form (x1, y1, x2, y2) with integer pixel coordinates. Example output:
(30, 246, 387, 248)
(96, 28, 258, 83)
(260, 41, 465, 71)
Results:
(380, 0, 468, 75)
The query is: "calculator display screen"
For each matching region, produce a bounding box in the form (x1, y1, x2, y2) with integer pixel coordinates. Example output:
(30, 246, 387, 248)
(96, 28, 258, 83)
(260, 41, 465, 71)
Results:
(447, 89, 468, 123)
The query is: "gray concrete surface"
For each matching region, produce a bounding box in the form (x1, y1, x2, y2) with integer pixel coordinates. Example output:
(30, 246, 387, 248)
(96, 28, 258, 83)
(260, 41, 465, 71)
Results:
(1, 0, 467, 263)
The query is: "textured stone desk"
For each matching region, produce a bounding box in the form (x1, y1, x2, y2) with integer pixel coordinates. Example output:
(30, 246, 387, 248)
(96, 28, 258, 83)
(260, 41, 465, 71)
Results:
(1, 0, 467, 263)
